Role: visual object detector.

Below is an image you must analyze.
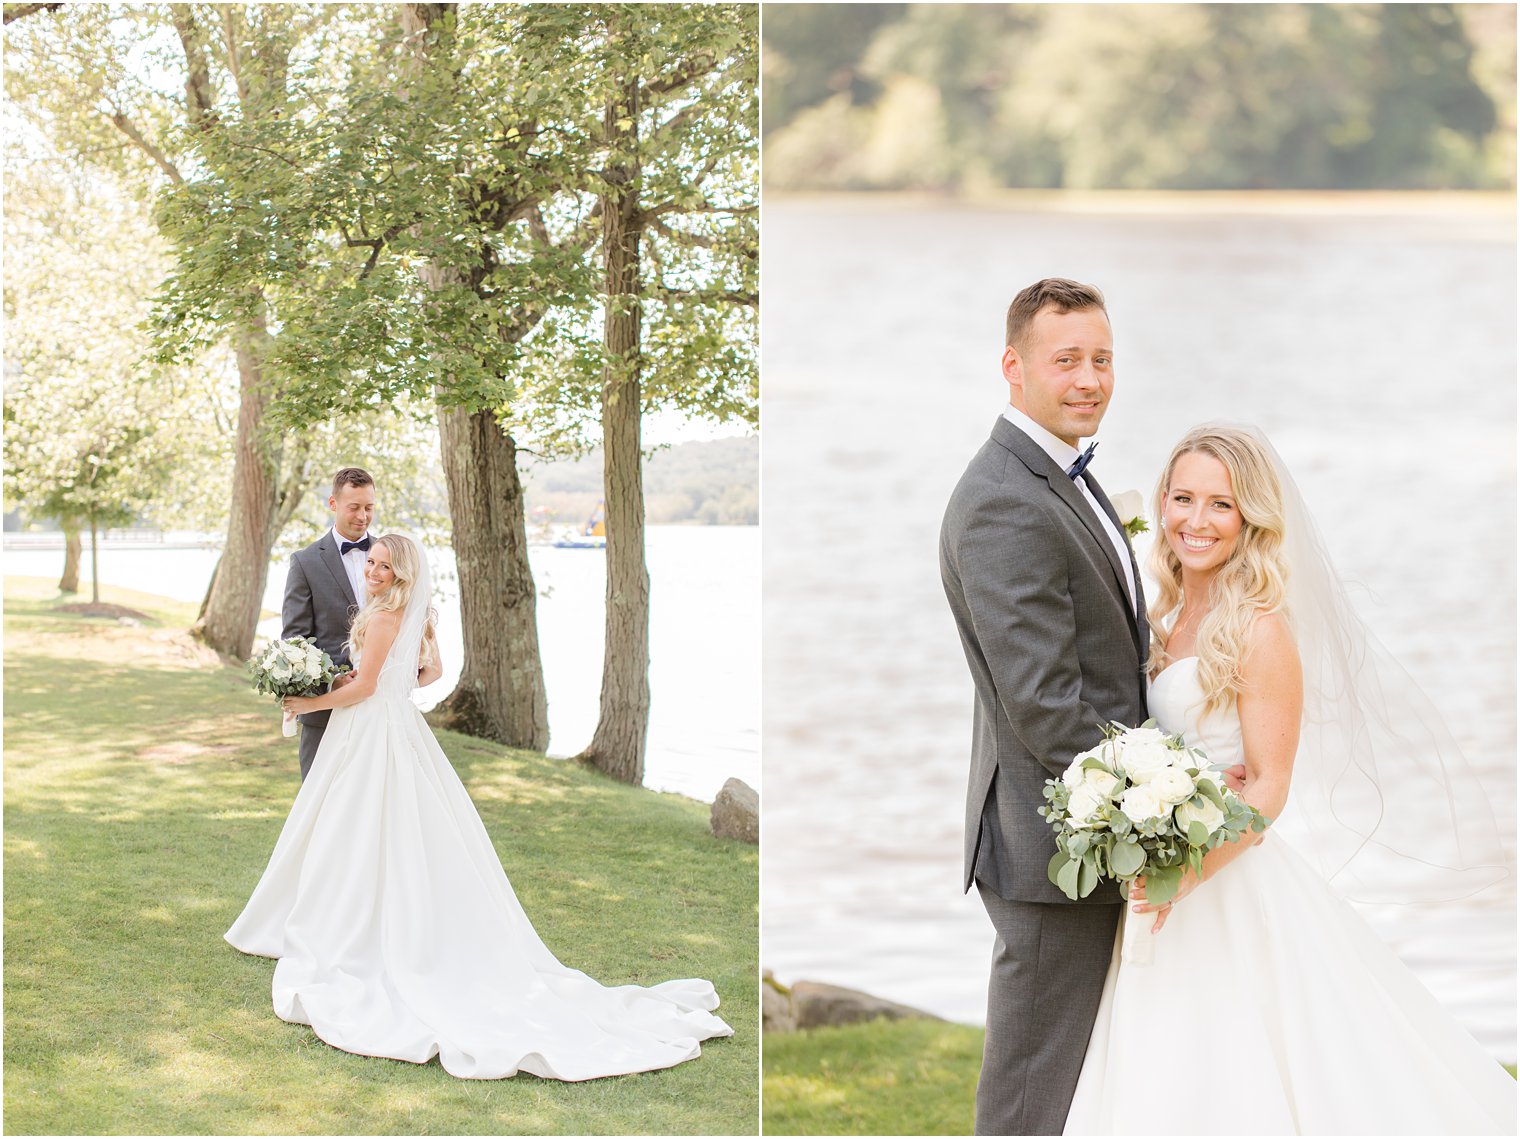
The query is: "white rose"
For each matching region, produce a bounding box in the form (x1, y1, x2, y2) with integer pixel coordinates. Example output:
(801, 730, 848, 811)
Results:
(1062, 748, 1107, 789)
(1119, 737, 1175, 784)
(1117, 783, 1169, 824)
(1175, 795, 1226, 837)
(1110, 489, 1145, 528)
(1067, 784, 1107, 829)
(1148, 765, 1196, 805)
(283, 645, 305, 663)
(1082, 766, 1123, 798)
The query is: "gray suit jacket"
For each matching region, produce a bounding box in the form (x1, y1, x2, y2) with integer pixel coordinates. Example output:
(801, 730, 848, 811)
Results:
(282, 530, 362, 727)
(940, 418, 1149, 904)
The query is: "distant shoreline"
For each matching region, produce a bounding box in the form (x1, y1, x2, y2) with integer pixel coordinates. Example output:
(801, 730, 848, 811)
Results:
(762, 187, 1516, 222)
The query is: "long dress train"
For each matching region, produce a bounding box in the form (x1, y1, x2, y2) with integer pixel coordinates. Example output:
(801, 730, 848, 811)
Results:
(226, 625, 732, 1081)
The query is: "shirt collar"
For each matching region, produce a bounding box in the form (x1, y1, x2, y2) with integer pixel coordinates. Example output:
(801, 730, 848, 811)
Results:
(1001, 403, 1087, 471)
(330, 526, 371, 551)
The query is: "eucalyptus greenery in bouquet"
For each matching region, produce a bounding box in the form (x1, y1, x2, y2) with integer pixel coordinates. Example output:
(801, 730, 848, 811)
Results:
(1039, 721, 1270, 960)
(248, 636, 347, 736)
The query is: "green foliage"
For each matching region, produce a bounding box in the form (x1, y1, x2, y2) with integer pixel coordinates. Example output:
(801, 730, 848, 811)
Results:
(4, 575, 758, 1135)
(137, 4, 756, 450)
(509, 4, 759, 452)
(2, 160, 192, 534)
(4, 6, 507, 545)
(763, 3, 1514, 191)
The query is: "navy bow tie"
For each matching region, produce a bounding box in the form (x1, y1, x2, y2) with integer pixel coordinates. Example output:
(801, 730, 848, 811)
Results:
(1066, 441, 1097, 480)
(340, 536, 371, 556)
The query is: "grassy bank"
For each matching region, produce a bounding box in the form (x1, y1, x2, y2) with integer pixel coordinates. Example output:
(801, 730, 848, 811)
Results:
(3, 577, 757, 1135)
(762, 1020, 982, 1136)
(763, 1021, 1517, 1136)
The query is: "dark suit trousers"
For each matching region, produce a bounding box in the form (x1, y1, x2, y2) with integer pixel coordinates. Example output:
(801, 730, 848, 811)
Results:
(297, 710, 331, 781)
(975, 882, 1120, 1136)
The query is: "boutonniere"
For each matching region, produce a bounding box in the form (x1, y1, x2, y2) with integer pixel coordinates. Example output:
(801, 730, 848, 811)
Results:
(1110, 490, 1149, 539)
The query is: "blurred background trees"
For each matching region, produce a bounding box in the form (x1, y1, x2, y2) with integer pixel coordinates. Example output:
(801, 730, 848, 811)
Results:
(763, 3, 1515, 192)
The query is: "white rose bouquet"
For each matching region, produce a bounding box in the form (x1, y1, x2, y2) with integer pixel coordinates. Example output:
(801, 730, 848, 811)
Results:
(248, 636, 347, 737)
(1039, 721, 1269, 964)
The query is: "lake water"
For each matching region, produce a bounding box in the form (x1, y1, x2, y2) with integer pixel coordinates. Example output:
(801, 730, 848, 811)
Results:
(760, 193, 1517, 1060)
(5, 525, 758, 804)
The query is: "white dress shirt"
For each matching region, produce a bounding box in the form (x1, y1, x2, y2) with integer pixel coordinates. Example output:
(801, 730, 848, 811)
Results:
(330, 526, 372, 604)
(1000, 404, 1138, 612)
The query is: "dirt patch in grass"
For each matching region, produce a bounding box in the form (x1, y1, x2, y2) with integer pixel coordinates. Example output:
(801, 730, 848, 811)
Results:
(55, 602, 154, 622)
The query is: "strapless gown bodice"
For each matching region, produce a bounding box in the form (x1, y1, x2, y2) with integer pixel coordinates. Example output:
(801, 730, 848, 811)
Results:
(1148, 656, 1243, 766)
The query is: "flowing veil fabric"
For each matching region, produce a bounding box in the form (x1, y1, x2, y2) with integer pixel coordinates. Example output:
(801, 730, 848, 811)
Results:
(1239, 427, 1511, 903)
(225, 537, 732, 1080)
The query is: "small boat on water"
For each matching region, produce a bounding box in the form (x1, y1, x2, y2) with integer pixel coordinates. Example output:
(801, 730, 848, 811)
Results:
(552, 501, 607, 549)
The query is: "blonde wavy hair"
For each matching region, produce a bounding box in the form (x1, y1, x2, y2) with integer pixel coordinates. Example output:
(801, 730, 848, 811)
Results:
(347, 534, 438, 669)
(1148, 426, 1290, 716)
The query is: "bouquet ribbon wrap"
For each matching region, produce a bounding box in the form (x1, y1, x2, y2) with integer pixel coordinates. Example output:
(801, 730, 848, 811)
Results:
(1120, 895, 1154, 967)
(282, 709, 299, 738)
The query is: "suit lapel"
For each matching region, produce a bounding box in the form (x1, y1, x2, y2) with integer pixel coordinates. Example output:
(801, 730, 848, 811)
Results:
(318, 532, 359, 610)
(994, 419, 1145, 652)
(1083, 470, 1150, 650)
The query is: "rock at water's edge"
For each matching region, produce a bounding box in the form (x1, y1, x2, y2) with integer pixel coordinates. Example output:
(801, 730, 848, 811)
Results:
(762, 970, 796, 1033)
(711, 777, 758, 843)
(790, 980, 943, 1031)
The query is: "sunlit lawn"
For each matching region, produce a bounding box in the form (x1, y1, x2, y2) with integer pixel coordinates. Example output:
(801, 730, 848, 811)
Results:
(3, 576, 757, 1135)
(761, 1019, 981, 1136)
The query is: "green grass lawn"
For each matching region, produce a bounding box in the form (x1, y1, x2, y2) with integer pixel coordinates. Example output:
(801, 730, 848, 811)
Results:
(3, 577, 758, 1135)
(762, 1019, 981, 1136)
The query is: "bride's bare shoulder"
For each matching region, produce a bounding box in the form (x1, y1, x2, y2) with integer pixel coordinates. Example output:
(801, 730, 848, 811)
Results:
(1243, 609, 1300, 676)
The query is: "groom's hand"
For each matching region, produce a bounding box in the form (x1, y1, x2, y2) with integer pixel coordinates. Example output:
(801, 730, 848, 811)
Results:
(332, 672, 356, 690)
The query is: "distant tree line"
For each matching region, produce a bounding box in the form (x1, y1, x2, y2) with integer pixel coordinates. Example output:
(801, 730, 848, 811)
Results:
(763, 3, 1514, 192)
(526, 436, 757, 526)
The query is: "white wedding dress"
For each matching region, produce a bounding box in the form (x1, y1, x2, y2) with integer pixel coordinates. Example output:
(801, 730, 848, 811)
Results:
(225, 584, 732, 1081)
(1063, 657, 1516, 1135)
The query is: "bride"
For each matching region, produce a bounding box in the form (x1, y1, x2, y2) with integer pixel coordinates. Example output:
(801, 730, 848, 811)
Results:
(1063, 426, 1515, 1134)
(225, 534, 733, 1081)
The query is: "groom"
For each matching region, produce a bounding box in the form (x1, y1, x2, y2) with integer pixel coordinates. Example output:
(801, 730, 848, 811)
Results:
(939, 279, 1147, 1136)
(282, 467, 377, 780)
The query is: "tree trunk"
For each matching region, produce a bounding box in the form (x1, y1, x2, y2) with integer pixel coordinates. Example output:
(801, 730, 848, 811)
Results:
(429, 405, 550, 748)
(578, 69, 650, 786)
(197, 553, 220, 623)
(191, 310, 279, 660)
(401, 3, 549, 750)
(58, 517, 81, 593)
(88, 513, 100, 604)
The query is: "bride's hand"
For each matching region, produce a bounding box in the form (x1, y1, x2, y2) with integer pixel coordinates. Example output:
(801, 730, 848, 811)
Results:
(1130, 870, 1202, 934)
(1222, 764, 1248, 793)
(283, 695, 316, 715)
